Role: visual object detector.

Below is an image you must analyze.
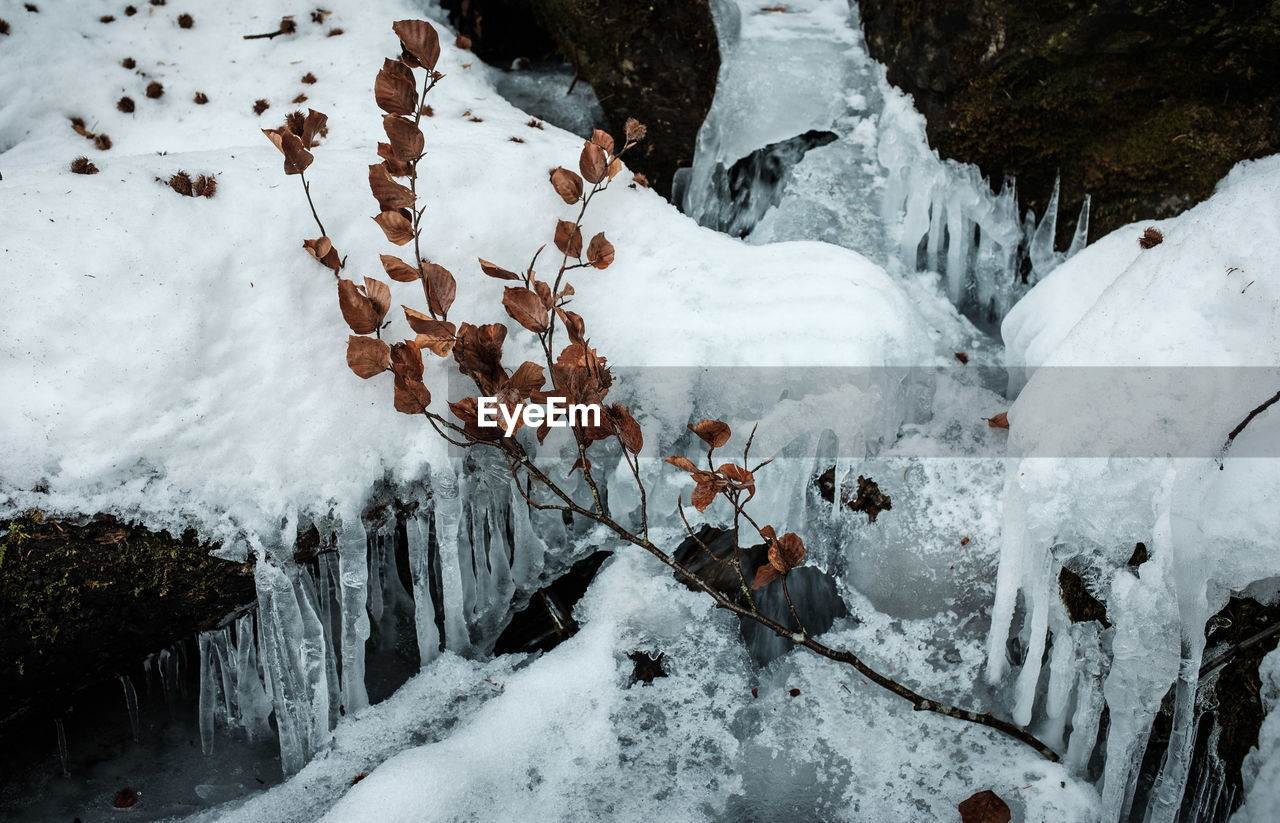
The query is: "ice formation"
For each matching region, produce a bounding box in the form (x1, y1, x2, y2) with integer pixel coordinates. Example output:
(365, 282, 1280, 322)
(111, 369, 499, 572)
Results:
(985, 156, 1280, 820)
(683, 0, 1091, 324)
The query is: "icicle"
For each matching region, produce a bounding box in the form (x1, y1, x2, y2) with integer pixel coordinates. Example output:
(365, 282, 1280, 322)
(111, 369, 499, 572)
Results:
(1012, 556, 1054, 726)
(1064, 622, 1105, 773)
(336, 517, 370, 715)
(1040, 618, 1075, 750)
(119, 674, 141, 743)
(406, 512, 440, 667)
(234, 612, 272, 742)
(431, 467, 471, 653)
(1028, 175, 1061, 280)
(197, 631, 220, 755)
(54, 716, 69, 776)
(1066, 194, 1090, 259)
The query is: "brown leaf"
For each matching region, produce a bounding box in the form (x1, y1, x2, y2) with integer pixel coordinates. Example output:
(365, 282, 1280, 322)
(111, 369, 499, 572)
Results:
(404, 308, 456, 356)
(393, 373, 431, 415)
(586, 233, 614, 269)
(550, 167, 583, 204)
(389, 340, 424, 382)
(579, 141, 607, 185)
(954, 351, 970, 365)
(958, 790, 1011, 823)
(760, 525, 777, 543)
(479, 258, 521, 281)
(987, 412, 1010, 429)
(377, 142, 411, 177)
(337, 279, 381, 335)
(691, 479, 718, 512)
(453, 323, 507, 394)
(554, 220, 583, 258)
(373, 209, 415, 245)
(392, 19, 441, 69)
(665, 455, 698, 473)
(1139, 227, 1163, 249)
(508, 361, 545, 397)
(569, 455, 592, 477)
(503, 287, 548, 333)
(590, 129, 615, 156)
(848, 475, 892, 523)
(768, 532, 806, 573)
(688, 419, 731, 449)
(533, 279, 554, 311)
(718, 463, 755, 498)
(751, 563, 781, 590)
(362, 277, 392, 324)
(346, 335, 389, 378)
(375, 58, 417, 115)
(607, 157, 623, 181)
(555, 308, 586, 344)
(421, 263, 456, 319)
(614, 405, 643, 453)
(262, 128, 313, 175)
(380, 254, 419, 282)
(303, 236, 341, 273)
(369, 163, 416, 210)
(383, 117, 423, 162)
(301, 109, 327, 148)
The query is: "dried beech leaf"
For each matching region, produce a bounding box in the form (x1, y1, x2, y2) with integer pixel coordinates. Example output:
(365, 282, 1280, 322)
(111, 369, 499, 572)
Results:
(550, 166, 583, 204)
(389, 340, 424, 382)
(503, 287, 549, 333)
(768, 533, 806, 573)
(555, 308, 586, 345)
(987, 411, 1010, 429)
(375, 58, 417, 115)
(554, 219, 582, 258)
(373, 209, 415, 245)
(959, 790, 1012, 823)
(383, 114, 424, 160)
(690, 479, 718, 512)
(346, 335, 389, 379)
(579, 141, 607, 185)
(586, 232, 614, 269)
(380, 254, 420, 283)
(478, 258, 521, 281)
(624, 117, 646, 144)
(751, 563, 781, 590)
(393, 373, 431, 415)
(606, 156, 623, 180)
(568, 455, 592, 477)
(508, 361, 545, 397)
(263, 128, 313, 175)
(689, 419, 731, 449)
(301, 109, 328, 148)
(368, 163, 416, 211)
(392, 19, 441, 69)
(362, 277, 392, 324)
(337, 278, 380, 335)
(404, 307, 456, 356)
(377, 142, 411, 177)
(590, 129, 615, 156)
(665, 455, 698, 473)
(421, 262, 456, 319)
(615, 405, 643, 453)
(303, 236, 341, 272)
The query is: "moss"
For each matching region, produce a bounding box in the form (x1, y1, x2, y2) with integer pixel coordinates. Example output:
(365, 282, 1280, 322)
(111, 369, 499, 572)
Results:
(0, 512, 254, 730)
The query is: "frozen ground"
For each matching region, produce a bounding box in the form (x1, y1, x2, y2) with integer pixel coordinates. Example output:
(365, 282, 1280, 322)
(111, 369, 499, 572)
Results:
(1, 1, 1278, 822)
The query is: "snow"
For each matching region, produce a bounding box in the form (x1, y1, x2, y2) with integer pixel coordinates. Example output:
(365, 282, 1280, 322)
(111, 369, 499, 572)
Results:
(986, 156, 1280, 820)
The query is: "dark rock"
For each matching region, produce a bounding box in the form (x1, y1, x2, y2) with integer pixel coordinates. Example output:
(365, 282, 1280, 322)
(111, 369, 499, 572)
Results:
(627, 650, 667, 685)
(958, 789, 1011, 823)
(1127, 540, 1149, 567)
(1057, 565, 1110, 627)
(859, 0, 1280, 242)
(493, 550, 611, 654)
(0, 512, 254, 736)
(815, 467, 892, 523)
(441, 0, 720, 196)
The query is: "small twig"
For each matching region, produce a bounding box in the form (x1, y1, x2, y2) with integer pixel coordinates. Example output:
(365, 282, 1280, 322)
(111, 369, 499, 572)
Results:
(781, 575, 806, 636)
(1200, 619, 1280, 680)
(1219, 388, 1280, 468)
(243, 29, 288, 40)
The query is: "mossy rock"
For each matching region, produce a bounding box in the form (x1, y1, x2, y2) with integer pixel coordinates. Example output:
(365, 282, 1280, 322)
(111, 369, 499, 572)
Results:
(860, 0, 1280, 243)
(0, 512, 254, 733)
(442, 0, 720, 197)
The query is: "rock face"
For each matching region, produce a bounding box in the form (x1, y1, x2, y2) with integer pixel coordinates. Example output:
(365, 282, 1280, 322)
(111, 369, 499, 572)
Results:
(442, 0, 720, 197)
(0, 513, 254, 734)
(859, 0, 1280, 241)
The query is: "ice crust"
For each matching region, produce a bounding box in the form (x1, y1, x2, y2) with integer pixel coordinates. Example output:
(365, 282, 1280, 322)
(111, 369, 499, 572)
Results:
(987, 157, 1280, 821)
(684, 0, 1090, 324)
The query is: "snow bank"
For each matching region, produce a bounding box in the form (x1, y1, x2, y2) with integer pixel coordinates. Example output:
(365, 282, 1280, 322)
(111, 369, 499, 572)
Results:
(986, 156, 1280, 820)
